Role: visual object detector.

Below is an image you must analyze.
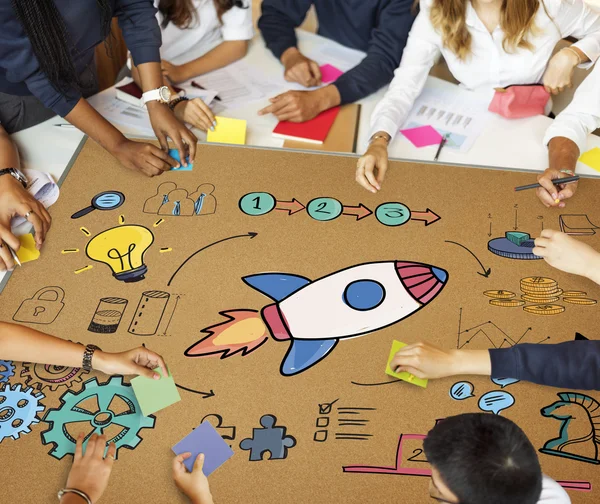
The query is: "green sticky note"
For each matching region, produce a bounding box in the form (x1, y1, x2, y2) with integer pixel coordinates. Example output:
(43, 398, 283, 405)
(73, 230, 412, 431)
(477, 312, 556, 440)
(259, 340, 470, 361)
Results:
(580, 147, 600, 173)
(131, 367, 181, 416)
(385, 341, 428, 388)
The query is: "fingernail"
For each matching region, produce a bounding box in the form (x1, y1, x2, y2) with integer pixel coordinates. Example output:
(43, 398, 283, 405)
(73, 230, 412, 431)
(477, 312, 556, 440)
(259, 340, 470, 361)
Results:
(552, 193, 557, 199)
(210, 126, 215, 131)
(212, 120, 217, 126)
(153, 373, 160, 380)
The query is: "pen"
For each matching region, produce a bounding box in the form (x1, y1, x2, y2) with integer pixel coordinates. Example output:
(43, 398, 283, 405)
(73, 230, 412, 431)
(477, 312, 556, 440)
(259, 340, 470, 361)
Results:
(514, 176, 580, 192)
(191, 81, 222, 101)
(2, 240, 21, 267)
(54, 123, 77, 128)
(434, 135, 448, 162)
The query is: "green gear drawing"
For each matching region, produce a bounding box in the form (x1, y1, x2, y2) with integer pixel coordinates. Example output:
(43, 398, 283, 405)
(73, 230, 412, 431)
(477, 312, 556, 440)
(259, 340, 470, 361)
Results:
(41, 376, 155, 460)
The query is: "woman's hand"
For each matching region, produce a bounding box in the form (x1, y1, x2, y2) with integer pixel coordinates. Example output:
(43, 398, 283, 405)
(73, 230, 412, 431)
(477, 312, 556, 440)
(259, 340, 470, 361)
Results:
(93, 346, 168, 379)
(147, 102, 197, 168)
(174, 99, 216, 132)
(543, 48, 580, 95)
(162, 60, 190, 84)
(355, 138, 389, 193)
(110, 138, 178, 177)
(62, 433, 116, 504)
(173, 453, 214, 504)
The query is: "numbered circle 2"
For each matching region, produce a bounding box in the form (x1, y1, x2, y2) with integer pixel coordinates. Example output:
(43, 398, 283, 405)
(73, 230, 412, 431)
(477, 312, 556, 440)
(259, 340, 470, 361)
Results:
(307, 197, 343, 222)
(239, 192, 276, 216)
(375, 202, 411, 227)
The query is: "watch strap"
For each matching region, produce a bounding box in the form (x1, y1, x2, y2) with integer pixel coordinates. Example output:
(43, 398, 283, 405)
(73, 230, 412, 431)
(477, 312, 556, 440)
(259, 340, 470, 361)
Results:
(0, 168, 27, 188)
(82, 344, 101, 372)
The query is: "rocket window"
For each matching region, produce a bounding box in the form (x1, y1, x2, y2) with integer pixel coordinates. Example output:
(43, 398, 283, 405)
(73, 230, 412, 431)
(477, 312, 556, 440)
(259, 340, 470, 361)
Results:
(343, 280, 386, 311)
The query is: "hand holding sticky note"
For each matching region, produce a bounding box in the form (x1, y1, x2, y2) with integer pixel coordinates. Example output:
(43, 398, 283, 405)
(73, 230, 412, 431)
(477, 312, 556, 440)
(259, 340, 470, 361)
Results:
(172, 421, 234, 474)
(385, 340, 428, 388)
(16, 234, 40, 265)
(131, 367, 181, 416)
(168, 148, 193, 171)
(207, 116, 247, 145)
(320, 64, 344, 84)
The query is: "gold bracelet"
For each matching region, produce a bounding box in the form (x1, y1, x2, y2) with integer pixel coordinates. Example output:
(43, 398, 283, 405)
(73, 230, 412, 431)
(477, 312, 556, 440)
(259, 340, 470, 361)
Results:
(369, 133, 390, 145)
(563, 46, 582, 66)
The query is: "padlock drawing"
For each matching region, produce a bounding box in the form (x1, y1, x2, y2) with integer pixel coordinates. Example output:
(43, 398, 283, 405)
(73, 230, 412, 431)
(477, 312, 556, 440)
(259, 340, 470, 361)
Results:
(13, 286, 65, 325)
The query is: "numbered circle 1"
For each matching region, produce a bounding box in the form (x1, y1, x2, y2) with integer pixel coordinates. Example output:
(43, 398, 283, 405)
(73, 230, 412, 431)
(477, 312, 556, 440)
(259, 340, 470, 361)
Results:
(375, 202, 411, 227)
(307, 197, 343, 222)
(239, 192, 276, 216)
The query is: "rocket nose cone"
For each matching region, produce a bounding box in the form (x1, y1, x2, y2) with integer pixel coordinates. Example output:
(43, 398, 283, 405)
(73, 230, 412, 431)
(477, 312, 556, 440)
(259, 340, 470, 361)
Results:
(396, 261, 448, 305)
(432, 267, 448, 284)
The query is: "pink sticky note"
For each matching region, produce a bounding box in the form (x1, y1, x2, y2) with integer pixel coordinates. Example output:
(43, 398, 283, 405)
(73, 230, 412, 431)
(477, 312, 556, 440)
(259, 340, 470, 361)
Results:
(400, 125, 443, 148)
(320, 64, 344, 84)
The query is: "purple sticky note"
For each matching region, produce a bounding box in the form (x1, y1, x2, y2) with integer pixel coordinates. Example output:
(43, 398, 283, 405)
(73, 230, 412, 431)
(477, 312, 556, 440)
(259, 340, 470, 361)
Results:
(400, 125, 443, 148)
(320, 64, 344, 84)
(172, 421, 234, 474)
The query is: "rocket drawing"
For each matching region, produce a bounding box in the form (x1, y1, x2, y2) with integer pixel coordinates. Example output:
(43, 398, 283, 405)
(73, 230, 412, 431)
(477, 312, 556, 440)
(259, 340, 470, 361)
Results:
(185, 261, 448, 376)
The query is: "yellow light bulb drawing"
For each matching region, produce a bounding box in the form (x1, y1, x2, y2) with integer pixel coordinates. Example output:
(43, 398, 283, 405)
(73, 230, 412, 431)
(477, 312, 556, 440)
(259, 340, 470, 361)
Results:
(86, 225, 155, 282)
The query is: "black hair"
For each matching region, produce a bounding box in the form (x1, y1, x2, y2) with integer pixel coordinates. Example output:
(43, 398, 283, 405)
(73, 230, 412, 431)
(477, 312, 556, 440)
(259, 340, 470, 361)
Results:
(11, 0, 112, 93)
(423, 413, 543, 504)
(159, 0, 247, 29)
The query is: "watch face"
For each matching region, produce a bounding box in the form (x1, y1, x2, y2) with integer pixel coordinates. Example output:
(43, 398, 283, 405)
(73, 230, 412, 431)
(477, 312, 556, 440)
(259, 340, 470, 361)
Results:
(159, 87, 172, 102)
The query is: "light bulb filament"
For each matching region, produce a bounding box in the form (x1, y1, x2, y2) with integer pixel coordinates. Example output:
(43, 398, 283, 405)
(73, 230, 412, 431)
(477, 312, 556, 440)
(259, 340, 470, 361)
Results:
(107, 243, 136, 271)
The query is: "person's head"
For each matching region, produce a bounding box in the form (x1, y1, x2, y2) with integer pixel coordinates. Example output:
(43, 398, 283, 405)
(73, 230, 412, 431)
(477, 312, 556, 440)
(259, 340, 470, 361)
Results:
(423, 413, 542, 504)
(429, 0, 542, 60)
(158, 0, 247, 29)
(11, 0, 112, 93)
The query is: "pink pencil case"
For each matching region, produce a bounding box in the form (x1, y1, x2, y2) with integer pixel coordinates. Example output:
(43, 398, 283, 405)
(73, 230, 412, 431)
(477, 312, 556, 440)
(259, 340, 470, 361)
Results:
(488, 85, 550, 119)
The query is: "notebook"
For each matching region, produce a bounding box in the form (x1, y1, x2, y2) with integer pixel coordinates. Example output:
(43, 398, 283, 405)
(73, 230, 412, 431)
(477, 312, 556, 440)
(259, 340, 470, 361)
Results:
(273, 107, 340, 145)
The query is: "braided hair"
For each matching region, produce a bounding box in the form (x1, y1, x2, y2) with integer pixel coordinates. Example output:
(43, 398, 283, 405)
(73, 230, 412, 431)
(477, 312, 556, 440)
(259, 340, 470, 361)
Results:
(159, 0, 247, 29)
(11, 0, 112, 93)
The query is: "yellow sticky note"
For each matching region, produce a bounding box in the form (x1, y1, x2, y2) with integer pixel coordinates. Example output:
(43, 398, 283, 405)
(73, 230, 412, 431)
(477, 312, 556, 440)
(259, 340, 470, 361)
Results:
(207, 116, 247, 145)
(385, 340, 428, 388)
(579, 147, 600, 173)
(16, 234, 40, 264)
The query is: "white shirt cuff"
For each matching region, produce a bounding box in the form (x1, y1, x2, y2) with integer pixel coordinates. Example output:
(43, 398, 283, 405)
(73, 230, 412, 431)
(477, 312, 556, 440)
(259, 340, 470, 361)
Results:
(222, 25, 254, 42)
(368, 117, 401, 149)
(543, 117, 589, 156)
(572, 39, 600, 69)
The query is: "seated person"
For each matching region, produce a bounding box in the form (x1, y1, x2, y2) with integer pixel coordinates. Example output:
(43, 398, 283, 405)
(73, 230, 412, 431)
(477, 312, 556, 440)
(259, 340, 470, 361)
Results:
(257, 0, 417, 122)
(356, 0, 600, 193)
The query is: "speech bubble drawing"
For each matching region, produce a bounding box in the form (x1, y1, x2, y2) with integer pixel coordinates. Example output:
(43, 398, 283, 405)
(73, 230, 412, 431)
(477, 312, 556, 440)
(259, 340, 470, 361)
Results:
(449, 381, 475, 401)
(478, 391, 515, 415)
(491, 377, 520, 388)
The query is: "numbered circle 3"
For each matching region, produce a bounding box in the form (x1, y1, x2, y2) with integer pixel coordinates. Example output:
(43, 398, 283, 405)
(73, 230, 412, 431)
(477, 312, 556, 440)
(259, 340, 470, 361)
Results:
(376, 202, 411, 227)
(307, 197, 343, 222)
(239, 192, 276, 216)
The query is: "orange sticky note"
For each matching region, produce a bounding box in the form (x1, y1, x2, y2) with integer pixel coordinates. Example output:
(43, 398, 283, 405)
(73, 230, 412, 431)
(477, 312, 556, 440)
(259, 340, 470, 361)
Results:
(16, 234, 40, 264)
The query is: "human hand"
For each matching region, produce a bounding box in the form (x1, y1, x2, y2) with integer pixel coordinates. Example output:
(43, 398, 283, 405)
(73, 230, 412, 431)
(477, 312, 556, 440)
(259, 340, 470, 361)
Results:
(258, 89, 327, 122)
(535, 169, 578, 208)
(355, 139, 389, 193)
(173, 453, 214, 504)
(110, 138, 178, 177)
(161, 60, 190, 84)
(94, 346, 168, 379)
(147, 102, 197, 168)
(280, 47, 321, 87)
(534, 229, 600, 282)
(543, 48, 580, 95)
(0, 173, 51, 251)
(62, 433, 116, 504)
(174, 98, 216, 132)
(389, 342, 462, 379)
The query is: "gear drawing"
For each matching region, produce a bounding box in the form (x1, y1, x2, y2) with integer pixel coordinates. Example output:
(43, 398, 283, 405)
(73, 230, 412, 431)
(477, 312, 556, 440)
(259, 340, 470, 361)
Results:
(20, 362, 88, 392)
(0, 383, 46, 442)
(0, 360, 15, 383)
(41, 376, 155, 460)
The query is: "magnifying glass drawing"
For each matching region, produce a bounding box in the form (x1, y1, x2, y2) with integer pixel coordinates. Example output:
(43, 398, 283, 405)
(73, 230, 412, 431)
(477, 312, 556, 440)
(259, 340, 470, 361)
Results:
(71, 191, 126, 219)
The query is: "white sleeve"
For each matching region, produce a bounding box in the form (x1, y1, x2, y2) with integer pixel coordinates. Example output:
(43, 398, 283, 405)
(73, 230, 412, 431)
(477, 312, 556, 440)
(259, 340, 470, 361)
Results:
(555, 0, 600, 67)
(538, 475, 571, 504)
(221, 0, 254, 41)
(543, 62, 600, 153)
(368, 3, 441, 143)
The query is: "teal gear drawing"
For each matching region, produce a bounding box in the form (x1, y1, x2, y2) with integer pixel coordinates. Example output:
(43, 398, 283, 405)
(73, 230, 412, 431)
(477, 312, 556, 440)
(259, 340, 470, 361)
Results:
(42, 376, 155, 460)
(0, 383, 45, 442)
(0, 360, 15, 383)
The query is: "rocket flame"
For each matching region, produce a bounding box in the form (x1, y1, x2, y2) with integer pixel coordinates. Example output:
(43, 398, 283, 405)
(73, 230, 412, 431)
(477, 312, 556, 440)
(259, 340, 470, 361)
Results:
(185, 310, 269, 358)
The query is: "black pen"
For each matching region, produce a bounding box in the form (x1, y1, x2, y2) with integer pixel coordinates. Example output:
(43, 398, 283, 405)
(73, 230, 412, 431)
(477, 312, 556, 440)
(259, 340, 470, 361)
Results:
(434, 135, 448, 161)
(191, 81, 222, 102)
(514, 175, 580, 192)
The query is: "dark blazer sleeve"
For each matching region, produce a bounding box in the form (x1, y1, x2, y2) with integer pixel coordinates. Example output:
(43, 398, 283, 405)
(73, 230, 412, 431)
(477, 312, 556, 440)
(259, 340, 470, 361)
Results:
(115, 0, 162, 66)
(258, 0, 313, 60)
(489, 341, 600, 390)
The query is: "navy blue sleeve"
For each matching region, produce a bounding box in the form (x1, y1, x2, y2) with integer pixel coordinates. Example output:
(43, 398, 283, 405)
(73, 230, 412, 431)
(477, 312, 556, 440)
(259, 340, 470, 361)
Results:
(258, 0, 313, 60)
(115, 0, 162, 66)
(489, 341, 600, 390)
(334, 0, 416, 104)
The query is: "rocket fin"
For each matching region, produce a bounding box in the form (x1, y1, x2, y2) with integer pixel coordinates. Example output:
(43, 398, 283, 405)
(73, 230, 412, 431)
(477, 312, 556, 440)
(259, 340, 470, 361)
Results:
(280, 338, 338, 376)
(242, 273, 311, 302)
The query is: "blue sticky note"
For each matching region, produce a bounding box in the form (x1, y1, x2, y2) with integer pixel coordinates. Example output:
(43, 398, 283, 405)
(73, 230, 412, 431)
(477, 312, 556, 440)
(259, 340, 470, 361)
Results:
(172, 421, 234, 474)
(168, 148, 193, 171)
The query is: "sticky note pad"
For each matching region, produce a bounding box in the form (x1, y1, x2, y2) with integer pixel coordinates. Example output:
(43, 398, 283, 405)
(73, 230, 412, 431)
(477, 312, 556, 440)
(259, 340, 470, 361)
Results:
(207, 116, 246, 145)
(172, 421, 234, 474)
(400, 125, 443, 148)
(16, 234, 40, 264)
(320, 64, 344, 84)
(579, 147, 600, 173)
(168, 149, 193, 171)
(131, 367, 181, 416)
(385, 340, 428, 388)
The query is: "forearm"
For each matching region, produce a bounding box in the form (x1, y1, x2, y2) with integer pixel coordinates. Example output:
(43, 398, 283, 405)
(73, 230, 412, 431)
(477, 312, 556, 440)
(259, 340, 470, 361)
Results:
(180, 41, 249, 80)
(451, 350, 492, 375)
(548, 136, 580, 172)
(0, 126, 20, 167)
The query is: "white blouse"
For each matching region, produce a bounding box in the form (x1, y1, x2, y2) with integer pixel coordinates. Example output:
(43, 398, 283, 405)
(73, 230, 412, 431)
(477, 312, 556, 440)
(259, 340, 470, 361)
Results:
(369, 0, 600, 142)
(156, 0, 254, 62)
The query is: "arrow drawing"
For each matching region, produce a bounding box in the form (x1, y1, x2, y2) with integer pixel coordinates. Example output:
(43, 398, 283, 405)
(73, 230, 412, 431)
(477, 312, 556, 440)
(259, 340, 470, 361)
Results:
(445, 240, 491, 277)
(175, 383, 215, 398)
(343, 204, 373, 221)
(410, 209, 441, 226)
(514, 209, 519, 231)
(488, 222, 492, 237)
(275, 199, 305, 215)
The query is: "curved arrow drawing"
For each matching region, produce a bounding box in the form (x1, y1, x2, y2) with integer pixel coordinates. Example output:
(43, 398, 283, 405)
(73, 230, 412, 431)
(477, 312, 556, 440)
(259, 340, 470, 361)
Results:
(175, 383, 215, 398)
(343, 204, 373, 221)
(410, 209, 441, 226)
(445, 240, 491, 277)
(276, 199, 305, 215)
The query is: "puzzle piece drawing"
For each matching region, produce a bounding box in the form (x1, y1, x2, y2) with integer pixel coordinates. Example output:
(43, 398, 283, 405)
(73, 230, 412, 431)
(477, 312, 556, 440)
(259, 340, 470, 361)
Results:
(240, 414, 296, 461)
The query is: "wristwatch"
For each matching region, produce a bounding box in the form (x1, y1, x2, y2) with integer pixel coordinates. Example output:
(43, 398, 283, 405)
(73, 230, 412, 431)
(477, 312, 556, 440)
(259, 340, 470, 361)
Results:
(141, 86, 172, 107)
(0, 168, 28, 188)
(82, 344, 101, 372)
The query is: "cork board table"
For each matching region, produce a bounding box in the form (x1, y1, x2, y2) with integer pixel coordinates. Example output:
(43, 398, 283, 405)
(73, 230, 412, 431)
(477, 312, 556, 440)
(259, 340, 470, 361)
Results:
(1, 138, 599, 503)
